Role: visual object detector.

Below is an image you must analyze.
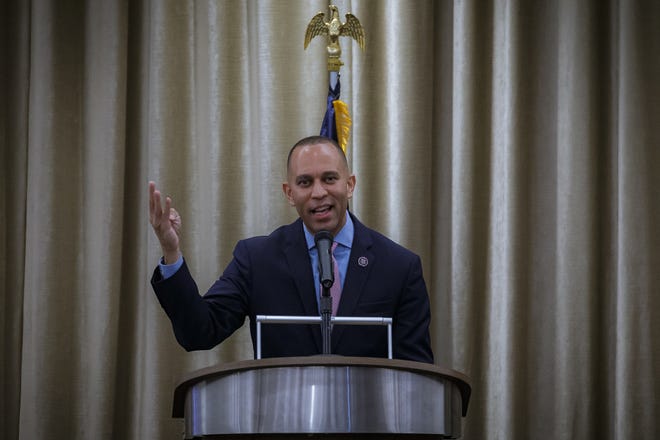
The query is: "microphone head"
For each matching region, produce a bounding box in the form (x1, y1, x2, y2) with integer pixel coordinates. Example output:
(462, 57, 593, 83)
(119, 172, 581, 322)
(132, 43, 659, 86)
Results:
(314, 230, 334, 245)
(314, 230, 335, 290)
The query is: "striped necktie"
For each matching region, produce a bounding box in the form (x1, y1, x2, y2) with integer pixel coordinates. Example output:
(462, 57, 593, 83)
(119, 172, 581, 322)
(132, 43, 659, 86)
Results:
(330, 242, 342, 316)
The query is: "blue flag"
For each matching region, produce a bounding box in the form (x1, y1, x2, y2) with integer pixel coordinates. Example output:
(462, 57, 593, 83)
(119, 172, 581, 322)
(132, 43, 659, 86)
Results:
(320, 78, 341, 142)
(319, 75, 351, 153)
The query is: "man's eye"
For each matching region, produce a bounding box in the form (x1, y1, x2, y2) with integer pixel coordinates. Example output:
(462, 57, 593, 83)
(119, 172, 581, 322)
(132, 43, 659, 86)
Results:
(297, 179, 310, 186)
(325, 176, 338, 183)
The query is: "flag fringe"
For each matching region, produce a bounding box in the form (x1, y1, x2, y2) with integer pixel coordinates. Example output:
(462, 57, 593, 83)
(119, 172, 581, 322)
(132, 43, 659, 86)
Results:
(332, 100, 351, 153)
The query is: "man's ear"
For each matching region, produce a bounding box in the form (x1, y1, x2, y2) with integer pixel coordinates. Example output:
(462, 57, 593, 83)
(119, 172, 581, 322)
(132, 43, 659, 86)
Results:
(282, 182, 295, 206)
(347, 175, 356, 199)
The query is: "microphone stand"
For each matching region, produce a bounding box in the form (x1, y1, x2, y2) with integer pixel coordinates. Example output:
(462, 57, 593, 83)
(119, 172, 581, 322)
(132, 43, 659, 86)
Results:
(320, 287, 332, 355)
(314, 229, 335, 355)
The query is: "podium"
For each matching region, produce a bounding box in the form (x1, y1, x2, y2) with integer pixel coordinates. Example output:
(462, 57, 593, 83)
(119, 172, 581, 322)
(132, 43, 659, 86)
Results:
(173, 356, 471, 439)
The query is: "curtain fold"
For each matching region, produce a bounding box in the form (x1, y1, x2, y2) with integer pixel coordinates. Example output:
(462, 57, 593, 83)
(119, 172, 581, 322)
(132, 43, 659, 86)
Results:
(2, 0, 659, 439)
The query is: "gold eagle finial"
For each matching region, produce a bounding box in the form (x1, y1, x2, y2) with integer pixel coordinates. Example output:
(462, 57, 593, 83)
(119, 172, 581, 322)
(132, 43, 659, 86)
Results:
(304, 5, 365, 71)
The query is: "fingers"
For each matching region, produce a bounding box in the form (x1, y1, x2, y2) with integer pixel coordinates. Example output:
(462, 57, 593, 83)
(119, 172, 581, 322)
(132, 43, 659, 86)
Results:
(149, 182, 163, 227)
(148, 181, 179, 231)
(149, 181, 169, 229)
(148, 182, 182, 257)
(163, 195, 172, 225)
(169, 207, 182, 233)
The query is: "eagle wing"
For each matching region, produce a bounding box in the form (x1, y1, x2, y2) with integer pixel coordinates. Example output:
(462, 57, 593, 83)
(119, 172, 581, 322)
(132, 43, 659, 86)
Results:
(304, 12, 328, 49)
(340, 13, 365, 50)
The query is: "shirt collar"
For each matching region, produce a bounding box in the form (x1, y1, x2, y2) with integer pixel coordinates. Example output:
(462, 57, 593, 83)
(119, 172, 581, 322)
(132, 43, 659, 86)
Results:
(304, 212, 354, 250)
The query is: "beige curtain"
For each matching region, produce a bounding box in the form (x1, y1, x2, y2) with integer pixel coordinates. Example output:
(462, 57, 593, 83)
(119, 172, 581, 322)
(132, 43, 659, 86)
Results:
(2, 0, 659, 438)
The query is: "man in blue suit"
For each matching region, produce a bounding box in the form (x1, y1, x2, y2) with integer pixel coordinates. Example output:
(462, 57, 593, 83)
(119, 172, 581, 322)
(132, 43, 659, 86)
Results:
(149, 136, 433, 363)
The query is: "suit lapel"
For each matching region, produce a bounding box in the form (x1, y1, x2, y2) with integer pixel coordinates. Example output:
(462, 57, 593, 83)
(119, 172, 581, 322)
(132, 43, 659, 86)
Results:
(283, 219, 322, 352)
(332, 215, 375, 351)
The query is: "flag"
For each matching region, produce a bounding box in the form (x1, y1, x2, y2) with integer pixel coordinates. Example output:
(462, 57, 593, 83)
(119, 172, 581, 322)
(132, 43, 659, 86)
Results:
(320, 74, 352, 153)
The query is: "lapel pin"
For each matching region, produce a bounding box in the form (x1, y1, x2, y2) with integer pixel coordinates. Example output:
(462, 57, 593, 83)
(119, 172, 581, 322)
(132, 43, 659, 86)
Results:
(358, 256, 369, 267)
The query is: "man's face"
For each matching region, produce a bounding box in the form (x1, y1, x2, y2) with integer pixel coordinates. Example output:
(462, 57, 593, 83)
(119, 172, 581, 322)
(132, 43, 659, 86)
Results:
(283, 142, 356, 236)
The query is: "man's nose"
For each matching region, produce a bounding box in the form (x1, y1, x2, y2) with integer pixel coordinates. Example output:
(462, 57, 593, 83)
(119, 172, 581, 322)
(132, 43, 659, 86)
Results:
(311, 180, 327, 198)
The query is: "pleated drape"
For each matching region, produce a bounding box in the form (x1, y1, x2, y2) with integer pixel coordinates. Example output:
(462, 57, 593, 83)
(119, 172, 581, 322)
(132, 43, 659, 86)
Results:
(1, 0, 658, 439)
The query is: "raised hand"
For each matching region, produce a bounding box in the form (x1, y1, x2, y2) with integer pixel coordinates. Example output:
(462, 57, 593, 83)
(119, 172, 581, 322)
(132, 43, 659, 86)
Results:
(149, 181, 182, 264)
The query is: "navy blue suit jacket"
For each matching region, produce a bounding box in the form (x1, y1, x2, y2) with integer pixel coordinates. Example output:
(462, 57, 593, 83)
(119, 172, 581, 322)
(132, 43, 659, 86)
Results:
(151, 214, 434, 363)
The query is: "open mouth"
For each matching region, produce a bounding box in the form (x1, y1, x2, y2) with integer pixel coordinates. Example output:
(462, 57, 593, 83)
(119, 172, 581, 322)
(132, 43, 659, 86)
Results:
(311, 205, 332, 216)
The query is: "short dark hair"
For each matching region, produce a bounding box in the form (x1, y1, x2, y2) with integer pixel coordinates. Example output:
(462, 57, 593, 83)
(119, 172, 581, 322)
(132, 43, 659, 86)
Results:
(286, 135, 348, 171)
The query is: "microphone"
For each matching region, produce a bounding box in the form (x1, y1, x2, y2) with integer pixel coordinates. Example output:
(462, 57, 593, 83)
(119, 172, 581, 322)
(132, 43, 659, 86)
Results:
(314, 230, 335, 290)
